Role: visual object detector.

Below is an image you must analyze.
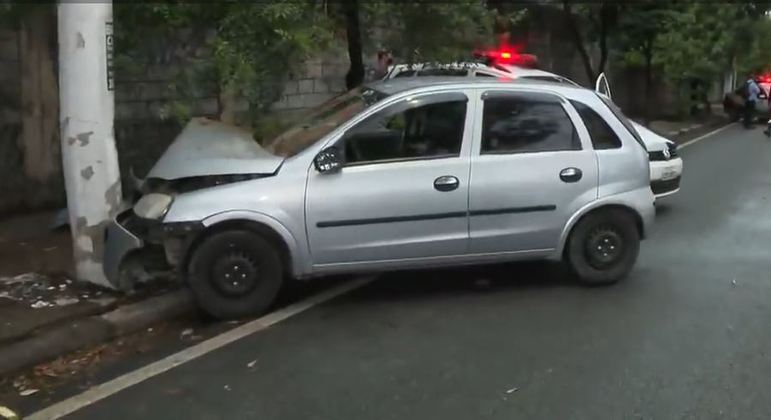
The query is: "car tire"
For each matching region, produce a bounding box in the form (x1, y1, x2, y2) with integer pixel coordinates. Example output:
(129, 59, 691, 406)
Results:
(565, 209, 640, 286)
(187, 230, 284, 320)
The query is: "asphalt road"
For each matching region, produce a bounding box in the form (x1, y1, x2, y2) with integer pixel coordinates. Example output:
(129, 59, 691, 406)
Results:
(62, 124, 771, 419)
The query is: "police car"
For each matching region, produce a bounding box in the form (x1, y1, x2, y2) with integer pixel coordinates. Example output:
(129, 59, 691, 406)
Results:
(383, 50, 683, 198)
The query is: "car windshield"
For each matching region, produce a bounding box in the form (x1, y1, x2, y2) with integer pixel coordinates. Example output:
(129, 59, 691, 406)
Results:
(265, 87, 386, 158)
(597, 93, 646, 150)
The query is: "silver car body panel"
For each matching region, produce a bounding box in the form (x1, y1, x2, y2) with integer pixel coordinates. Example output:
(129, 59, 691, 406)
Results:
(146, 118, 284, 180)
(103, 215, 143, 288)
(104, 78, 655, 285)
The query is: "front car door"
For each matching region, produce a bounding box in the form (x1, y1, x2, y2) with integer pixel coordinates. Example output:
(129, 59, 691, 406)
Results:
(306, 90, 474, 269)
(468, 89, 599, 255)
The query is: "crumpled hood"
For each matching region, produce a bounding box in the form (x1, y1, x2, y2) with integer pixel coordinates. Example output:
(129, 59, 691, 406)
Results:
(631, 121, 672, 151)
(146, 118, 284, 180)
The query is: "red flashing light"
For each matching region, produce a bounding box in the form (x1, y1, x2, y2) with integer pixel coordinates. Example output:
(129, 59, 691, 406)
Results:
(473, 47, 538, 68)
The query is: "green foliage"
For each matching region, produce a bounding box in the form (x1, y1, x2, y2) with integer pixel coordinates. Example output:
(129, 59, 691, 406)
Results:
(737, 17, 771, 75)
(655, 3, 744, 84)
(362, 1, 500, 63)
(115, 3, 332, 125)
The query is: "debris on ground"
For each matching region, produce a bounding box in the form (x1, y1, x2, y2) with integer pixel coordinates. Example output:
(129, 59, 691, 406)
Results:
(0, 272, 115, 309)
(224, 385, 232, 391)
(18, 388, 38, 397)
(180, 328, 194, 339)
(0, 405, 20, 419)
(731, 278, 737, 287)
(247, 359, 258, 369)
(505, 387, 519, 394)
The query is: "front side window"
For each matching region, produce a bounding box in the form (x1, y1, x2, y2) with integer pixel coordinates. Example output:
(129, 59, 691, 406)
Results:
(481, 94, 580, 154)
(343, 93, 468, 165)
(569, 100, 622, 150)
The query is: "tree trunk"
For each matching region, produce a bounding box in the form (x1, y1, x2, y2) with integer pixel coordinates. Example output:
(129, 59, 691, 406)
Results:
(217, 82, 238, 125)
(562, 1, 595, 84)
(343, 0, 364, 90)
(643, 44, 653, 125)
(597, 9, 609, 77)
(19, 5, 60, 183)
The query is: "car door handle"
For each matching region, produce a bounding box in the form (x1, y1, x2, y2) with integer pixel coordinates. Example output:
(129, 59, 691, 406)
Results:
(434, 175, 459, 192)
(559, 167, 582, 183)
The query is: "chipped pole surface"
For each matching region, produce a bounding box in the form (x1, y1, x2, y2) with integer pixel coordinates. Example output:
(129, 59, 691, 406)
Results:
(58, 3, 122, 288)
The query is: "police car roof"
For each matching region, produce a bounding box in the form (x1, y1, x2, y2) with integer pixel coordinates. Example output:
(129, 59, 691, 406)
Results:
(365, 76, 582, 96)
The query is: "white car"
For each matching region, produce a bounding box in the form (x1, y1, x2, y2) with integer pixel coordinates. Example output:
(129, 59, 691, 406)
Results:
(385, 60, 683, 198)
(631, 122, 682, 198)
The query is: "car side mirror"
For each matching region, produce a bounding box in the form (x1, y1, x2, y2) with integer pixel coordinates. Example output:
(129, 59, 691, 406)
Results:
(314, 147, 343, 173)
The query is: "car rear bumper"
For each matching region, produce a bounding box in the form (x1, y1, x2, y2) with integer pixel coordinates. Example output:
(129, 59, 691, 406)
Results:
(651, 176, 682, 197)
(649, 157, 683, 197)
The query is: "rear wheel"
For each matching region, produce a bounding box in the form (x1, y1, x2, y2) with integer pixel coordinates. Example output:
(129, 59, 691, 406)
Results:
(187, 230, 284, 319)
(565, 209, 640, 286)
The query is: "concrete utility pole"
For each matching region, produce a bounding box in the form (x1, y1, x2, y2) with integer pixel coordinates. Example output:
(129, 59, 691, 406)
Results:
(58, 2, 122, 288)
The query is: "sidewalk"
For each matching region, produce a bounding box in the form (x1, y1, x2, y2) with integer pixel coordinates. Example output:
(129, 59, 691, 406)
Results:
(639, 111, 730, 144)
(0, 211, 194, 382)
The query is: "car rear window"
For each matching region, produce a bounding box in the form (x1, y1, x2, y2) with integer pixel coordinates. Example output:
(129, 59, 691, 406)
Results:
(569, 100, 622, 150)
(596, 94, 646, 151)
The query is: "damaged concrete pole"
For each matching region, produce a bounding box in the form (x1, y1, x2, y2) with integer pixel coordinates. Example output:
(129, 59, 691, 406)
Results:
(58, 2, 122, 288)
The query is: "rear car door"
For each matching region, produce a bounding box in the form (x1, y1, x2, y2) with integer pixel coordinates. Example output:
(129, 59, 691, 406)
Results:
(306, 91, 474, 266)
(468, 90, 599, 254)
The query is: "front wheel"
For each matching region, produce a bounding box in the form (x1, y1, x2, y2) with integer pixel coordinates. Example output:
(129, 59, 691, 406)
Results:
(187, 230, 284, 320)
(565, 209, 640, 286)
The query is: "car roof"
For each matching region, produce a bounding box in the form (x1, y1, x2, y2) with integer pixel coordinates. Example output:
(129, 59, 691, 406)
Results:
(365, 76, 587, 97)
(385, 61, 580, 85)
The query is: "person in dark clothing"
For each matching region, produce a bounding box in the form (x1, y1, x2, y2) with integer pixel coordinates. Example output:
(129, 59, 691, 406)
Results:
(744, 73, 761, 128)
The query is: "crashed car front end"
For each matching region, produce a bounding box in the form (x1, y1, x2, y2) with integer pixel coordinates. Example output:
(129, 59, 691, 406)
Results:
(103, 118, 283, 289)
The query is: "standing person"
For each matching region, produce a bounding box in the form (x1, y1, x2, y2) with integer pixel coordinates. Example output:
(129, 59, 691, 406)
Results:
(744, 73, 761, 129)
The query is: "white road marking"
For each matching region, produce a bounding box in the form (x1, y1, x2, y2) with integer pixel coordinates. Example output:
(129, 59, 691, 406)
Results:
(679, 123, 735, 149)
(26, 277, 375, 420)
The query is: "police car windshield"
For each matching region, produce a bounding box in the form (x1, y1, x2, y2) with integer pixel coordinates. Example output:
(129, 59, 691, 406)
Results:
(266, 87, 386, 158)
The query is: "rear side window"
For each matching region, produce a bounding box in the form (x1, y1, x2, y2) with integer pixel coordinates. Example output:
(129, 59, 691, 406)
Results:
(481, 95, 581, 154)
(569, 100, 622, 150)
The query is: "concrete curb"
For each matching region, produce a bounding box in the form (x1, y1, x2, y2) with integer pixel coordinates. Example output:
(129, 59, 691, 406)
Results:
(666, 123, 706, 138)
(0, 289, 195, 377)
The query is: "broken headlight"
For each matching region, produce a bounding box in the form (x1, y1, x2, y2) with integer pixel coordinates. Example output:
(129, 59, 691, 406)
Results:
(133, 193, 173, 220)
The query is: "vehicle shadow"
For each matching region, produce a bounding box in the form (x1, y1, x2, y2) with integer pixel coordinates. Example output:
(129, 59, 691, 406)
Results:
(655, 202, 672, 217)
(341, 260, 576, 305)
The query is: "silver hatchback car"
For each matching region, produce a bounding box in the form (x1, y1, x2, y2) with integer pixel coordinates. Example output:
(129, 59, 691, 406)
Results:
(105, 78, 655, 319)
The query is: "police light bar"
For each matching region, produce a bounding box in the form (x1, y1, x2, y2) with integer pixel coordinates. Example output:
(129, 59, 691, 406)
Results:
(472, 49, 538, 68)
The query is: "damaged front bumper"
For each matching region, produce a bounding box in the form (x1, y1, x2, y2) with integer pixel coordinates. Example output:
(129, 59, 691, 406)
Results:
(103, 209, 202, 289)
(103, 210, 144, 289)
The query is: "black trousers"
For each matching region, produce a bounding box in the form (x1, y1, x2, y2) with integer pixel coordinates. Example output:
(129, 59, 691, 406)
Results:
(744, 100, 756, 128)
